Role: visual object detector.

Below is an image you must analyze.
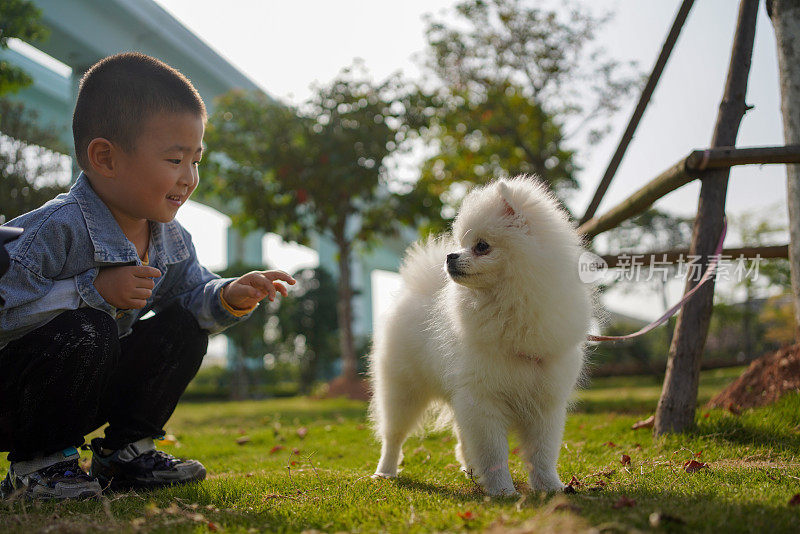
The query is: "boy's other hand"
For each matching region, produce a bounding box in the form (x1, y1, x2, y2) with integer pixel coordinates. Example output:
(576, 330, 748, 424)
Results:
(222, 270, 296, 310)
(94, 265, 162, 310)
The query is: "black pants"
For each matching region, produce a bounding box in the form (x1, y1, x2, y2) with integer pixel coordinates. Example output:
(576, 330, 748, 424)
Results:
(0, 304, 208, 462)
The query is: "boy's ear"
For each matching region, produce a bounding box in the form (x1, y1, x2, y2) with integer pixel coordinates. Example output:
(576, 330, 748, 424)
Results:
(86, 138, 116, 178)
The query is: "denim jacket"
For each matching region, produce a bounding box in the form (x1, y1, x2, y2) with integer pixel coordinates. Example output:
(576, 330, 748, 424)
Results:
(0, 173, 252, 349)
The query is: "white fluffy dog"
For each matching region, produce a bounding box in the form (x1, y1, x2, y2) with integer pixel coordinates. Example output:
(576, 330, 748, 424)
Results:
(369, 176, 592, 496)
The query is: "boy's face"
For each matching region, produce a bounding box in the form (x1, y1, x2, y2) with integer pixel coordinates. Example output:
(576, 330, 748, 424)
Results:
(105, 111, 205, 227)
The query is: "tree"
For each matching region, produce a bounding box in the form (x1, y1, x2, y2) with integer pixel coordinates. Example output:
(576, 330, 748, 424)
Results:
(214, 263, 277, 400)
(0, 0, 49, 95)
(0, 1, 68, 223)
(408, 0, 639, 227)
(275, 267, 340, 394)
(0, 101, 69, 223)
(198, 66, 423, 397)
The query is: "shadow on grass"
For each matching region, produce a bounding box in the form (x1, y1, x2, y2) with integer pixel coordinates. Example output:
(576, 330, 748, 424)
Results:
(693, 393, 800, 455)
(564, 486, 800, 534)
(394, 476, 482, 501)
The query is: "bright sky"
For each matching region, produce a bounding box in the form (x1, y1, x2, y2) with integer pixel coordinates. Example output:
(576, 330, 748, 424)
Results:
(154, 0, 789, 323)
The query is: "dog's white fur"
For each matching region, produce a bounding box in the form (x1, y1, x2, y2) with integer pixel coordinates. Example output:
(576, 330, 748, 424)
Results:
(369, 176, 592, 496)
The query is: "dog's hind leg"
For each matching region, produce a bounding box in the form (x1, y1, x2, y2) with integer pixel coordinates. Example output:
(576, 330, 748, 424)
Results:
(372, 383, 429, 478)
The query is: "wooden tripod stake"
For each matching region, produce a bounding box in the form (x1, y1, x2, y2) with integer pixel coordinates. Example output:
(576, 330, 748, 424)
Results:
(654, 0, 760, 435)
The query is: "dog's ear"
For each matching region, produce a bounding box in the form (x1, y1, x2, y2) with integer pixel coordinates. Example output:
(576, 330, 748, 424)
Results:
(498, 182, 529, 231)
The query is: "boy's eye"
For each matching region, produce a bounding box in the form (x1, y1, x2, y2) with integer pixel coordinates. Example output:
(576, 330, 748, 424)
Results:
(167, 159, 181, 164)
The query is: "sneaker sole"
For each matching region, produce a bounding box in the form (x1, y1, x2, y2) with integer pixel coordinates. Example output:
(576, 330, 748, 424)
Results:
(95, 467, 207, 492)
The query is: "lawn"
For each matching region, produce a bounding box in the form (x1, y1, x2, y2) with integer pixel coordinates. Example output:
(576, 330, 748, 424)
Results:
(2, 366, 800, 533)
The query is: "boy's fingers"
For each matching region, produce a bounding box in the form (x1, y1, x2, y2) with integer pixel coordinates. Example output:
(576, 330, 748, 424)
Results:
(264, 271, 296, 284)
(273, 281, 289, 297)
(129, 298, 148, 309)
(265, 280, 277, 301)
(131, 288, 152, 300)
(134, 266, 162, 278)
(135, 277, 156, 290)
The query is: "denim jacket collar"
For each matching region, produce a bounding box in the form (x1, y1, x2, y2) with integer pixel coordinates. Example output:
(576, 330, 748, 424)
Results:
(71, 173, 190, 265)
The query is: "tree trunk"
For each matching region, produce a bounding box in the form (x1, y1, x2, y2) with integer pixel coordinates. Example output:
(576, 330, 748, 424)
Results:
(335, 234, 357, 381)
(654, 0, 758, 436)
(768, 0, 800, 340)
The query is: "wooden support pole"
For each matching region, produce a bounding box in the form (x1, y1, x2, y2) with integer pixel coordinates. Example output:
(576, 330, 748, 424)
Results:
(578, 145, 800, 239)
(686, 144, 800, 169)
(768, 0, 800, 339)
(580, 0, 695, 225)
(654, 0, 759, 436)
(601, 244, 789, 268)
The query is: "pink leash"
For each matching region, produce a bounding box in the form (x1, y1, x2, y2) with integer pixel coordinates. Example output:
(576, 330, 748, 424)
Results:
(587, 218, 727, 343)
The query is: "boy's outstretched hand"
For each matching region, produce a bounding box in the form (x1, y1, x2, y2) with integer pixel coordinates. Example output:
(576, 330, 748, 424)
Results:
(94, 265, 162, 309)
(222, 270, 296, 311)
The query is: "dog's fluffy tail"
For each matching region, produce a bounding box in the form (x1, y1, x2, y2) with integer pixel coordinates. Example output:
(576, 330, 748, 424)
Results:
(399, 236, 452, 297)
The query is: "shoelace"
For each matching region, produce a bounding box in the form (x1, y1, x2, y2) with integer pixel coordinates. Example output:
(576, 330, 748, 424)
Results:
(38, 459, 94, 483)
(138, 450, 181, 471)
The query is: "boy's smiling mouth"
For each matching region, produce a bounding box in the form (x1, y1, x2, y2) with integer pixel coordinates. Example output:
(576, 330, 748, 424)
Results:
(166, 194, 183, 205)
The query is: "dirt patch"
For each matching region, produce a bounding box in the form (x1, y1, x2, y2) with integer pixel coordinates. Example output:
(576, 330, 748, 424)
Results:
(707, 343, 800, 411)
(322, 375, 371, 401)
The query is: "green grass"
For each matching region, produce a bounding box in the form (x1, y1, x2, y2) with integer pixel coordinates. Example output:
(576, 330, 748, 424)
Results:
(3, 366, 800, 533)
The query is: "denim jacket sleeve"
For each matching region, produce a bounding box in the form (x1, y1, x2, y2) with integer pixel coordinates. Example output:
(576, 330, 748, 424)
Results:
(153, 226, 254, 334)
(0, 206, 114, 347)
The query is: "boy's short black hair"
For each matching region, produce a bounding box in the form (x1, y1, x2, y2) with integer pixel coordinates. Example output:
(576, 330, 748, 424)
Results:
(72, 52, 207, 171)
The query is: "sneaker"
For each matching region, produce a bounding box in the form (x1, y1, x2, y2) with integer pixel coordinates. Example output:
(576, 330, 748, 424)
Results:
(0, 447, 102, 500)
(89, 437, 206, 490)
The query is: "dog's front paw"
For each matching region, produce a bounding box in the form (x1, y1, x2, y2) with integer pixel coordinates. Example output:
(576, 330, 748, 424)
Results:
(371, 472, 398, 480)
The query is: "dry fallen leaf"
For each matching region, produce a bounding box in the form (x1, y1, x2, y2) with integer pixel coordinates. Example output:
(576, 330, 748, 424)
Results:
(683, 459, 708, 473)
(620, 454, 631, 466)
(235, 436, 251, 446)
(207, 522, 219, 531)
(612, 495, 636, 509)
(631, 415, 655, 430)
(458, 511, 475, 520)
(296, 427, 308, 439)
(727, 403, 741, 416)
(604, 441, 617, 448)
(269, 445, 284, 454)
(789, 494, 800, 506)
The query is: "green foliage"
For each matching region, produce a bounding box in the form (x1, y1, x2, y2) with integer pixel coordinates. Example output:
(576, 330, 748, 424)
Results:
(408, 0, 640, 228)
(0, 100, 69, 223)
(208, 265, 341, 398)
(200, 65, 424, 245)
(199, 64, 437, 383)
(275, 267, 340, 393)
(0, 4, 66, 223)
(4, 368, 800, 533)
(0, 0, 49, 95)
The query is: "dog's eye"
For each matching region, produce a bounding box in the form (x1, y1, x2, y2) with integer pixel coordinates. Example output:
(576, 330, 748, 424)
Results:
(473, 240, 491, 255)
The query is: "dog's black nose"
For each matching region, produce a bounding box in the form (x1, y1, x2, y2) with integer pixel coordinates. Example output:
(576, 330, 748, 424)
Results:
(446, 253, 459, 265)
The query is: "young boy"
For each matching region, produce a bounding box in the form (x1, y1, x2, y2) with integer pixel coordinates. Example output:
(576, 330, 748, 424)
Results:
(0, 52, 294, 500)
